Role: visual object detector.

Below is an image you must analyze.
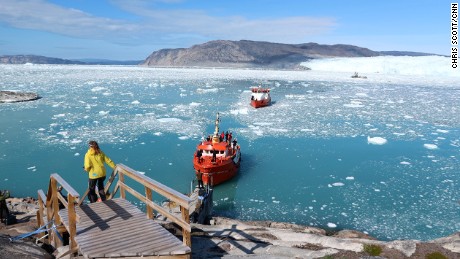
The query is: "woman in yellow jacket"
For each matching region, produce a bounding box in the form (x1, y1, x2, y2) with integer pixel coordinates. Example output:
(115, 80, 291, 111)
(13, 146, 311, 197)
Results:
(84, 140, 116, 203)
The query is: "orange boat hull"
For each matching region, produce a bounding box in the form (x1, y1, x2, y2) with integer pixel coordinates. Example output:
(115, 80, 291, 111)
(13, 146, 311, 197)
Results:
(193, 156, 240, 186)
(251, 98, 271, 108)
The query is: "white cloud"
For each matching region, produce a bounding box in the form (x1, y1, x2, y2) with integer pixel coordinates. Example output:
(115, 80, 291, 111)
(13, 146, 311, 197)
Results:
(0, 0, 336, 46)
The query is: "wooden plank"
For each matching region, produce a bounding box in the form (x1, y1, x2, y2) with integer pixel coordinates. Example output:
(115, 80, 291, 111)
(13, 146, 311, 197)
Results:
(58, 198, 190, 258)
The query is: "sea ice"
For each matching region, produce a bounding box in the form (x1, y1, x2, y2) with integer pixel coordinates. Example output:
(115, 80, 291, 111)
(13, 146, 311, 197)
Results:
(400, 161, 411, 165)
(367, 136, 388, 145)
(332, 182, 345, 187)
(91, 86, 106, 92)
(327, 223, 337, 228)
(345, 176, 354, 180)
(423, 144, 438, 150)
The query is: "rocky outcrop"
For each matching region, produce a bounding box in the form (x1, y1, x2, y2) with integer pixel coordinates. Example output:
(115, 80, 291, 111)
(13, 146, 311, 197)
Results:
(1, 198, 458, 259)
(0, 91, 40, 103)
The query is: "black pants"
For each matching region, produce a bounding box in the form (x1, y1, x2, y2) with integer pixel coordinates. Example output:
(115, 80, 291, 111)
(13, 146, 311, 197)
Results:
(88, 176, 106, 203)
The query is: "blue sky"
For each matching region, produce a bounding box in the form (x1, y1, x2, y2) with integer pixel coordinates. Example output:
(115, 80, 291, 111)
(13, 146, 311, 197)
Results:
(0, 0, 453, 60)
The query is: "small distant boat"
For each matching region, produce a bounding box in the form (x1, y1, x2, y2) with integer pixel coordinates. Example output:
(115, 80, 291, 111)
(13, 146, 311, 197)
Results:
(250, 86, 271, 108)
(193, 113, 241, 187)
(351, 72, 367, 79)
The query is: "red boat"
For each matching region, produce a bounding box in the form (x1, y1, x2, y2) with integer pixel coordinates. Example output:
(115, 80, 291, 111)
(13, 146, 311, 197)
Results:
(193, 113, 241, 187)
(250, 87, 271, 108)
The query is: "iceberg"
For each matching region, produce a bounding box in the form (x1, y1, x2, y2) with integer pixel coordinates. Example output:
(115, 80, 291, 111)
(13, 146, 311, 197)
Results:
(367, 136, 388, 145)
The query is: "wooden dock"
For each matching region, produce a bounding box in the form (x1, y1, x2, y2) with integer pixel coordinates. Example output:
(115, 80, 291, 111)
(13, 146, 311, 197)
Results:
(36, 164, 193, 259)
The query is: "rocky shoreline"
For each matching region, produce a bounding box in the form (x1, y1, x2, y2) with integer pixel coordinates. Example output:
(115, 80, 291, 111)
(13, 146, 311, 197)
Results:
(0, 197, 458, 258)
(0, 91, 40, 103)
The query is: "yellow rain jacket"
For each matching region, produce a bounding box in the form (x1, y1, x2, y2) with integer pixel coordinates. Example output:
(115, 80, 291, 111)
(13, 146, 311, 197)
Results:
(84, 148, 116, 179)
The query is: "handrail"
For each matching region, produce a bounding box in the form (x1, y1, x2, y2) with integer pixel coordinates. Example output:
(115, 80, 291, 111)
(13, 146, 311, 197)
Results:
(37, 163, 193, 251)
(37, 173, 80, 253)
(113, 163, 193, 246)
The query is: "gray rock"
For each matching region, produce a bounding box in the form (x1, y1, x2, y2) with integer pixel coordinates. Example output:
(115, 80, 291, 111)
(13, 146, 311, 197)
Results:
(0, 91, 40, 103)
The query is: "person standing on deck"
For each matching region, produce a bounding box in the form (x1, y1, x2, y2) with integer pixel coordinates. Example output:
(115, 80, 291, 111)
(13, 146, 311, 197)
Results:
(84, 140, 116, 203)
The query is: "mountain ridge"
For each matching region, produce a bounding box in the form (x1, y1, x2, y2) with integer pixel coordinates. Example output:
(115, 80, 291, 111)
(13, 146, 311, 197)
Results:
(140, 40, 437, 69)
(1, 40, 437, 68)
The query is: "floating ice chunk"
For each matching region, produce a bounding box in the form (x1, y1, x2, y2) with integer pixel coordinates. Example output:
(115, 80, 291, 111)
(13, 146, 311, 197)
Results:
(4, 179, 7, 181)
(332, 182, 345, 187)
(53, 114, 66, 118)
(400, 161, 411, 165)
(137, 171, 145, 175)
(190, 102, 201, 106)
(99, 111, 109, 115)
(345, 176, 354, 180)
(27, 166, 36, 170)
(74, 153, 80, 156)
(168, 163, 173, 165)
(91, 86, 106, 92)
(197, 88, 218, 93)
(38, 128, 45, 131)
(424, 144, 438, 150)
(153, 132, 162, 136)
(436, 129, 449, 133)
(327, 223, 337, 228)
(131, 100, 140, 104)
(272, 200, 280, 204)
(71, 139, 82, 144)
(57, 131, 69, 138)
(230, 108, 248, 115)
(367, 136, 387, 145)
(178, 136, 189, 140)
(158, 118, 182, 123)
(344, 100, 364, 108)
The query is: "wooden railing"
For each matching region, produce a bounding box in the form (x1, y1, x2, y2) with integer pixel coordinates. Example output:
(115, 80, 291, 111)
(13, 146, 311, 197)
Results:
(37, 173, 80, 253)
(38, 163, 193, 253)
(102, 163, 193, 247)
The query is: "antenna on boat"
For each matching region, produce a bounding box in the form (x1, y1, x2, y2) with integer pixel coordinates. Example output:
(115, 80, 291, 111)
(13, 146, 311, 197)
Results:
(212, 112, 220, 144)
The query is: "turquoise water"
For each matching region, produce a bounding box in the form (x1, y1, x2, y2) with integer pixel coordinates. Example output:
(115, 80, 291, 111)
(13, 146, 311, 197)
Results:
(0, 64, 459, 241)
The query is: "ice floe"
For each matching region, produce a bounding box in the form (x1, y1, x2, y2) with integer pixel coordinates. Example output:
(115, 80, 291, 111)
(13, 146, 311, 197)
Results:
(423, 144, 438, 150)
(367, 136, 388, 145)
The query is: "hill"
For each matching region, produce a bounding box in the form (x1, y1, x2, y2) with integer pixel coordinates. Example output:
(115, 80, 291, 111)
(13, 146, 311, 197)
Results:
(140, 40, 434, 69)
(0, 55, 84, 65)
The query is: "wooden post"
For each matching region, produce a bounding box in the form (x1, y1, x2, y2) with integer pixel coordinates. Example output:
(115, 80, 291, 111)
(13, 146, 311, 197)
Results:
(181, 206, 191, 247)
(145, 187, 154, 219)
(50, 178, 62, 248)
(118, 171, 126, 199)
(36, 190, 45, 241)
(67, 194, 77, 253)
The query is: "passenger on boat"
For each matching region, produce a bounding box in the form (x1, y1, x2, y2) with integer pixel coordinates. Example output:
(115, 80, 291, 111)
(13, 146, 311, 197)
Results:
(212, 149, 217, 162)
(197, 170, 203, 189)
(220, 132, 225, 141)
(228, 132, 232, 144)
(232, 139, 237, 149)
(196, 149, 203, 163)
